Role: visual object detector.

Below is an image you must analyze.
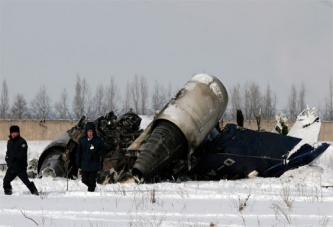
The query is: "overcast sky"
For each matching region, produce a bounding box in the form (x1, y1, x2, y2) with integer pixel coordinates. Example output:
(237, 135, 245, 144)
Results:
(0, 0, 332, 112)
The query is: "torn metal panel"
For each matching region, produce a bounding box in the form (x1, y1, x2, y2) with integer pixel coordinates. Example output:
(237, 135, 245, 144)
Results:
(36, 73, 329, 184)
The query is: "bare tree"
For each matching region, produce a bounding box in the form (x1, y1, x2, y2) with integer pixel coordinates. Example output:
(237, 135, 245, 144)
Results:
(130, 75, 140, 114)
(298, 82, 306, 113)
(151, 81, 168, 112)
(30, 85, 51, 120)
(287, 84, 298, 121)
(0, 79, 10, 119)
(242, 81, 262, 120)
(106, 76, 121, 113)
(54, 88, 70, 119)
(95, 84, 107, 117)
(166, 83, 173, 101)
(324, 78, 333, 120)
(73, 75, 90, 119)
(229, 83, 242, 120)
(11, 94, 28, 119)
(86, 98, 96, 119)
(249, 81, 262, 118)
(243, 81, 251, 120)
(122, 81, 131, 114)
(140, 75, 149, 115)
(151, 82, 159, 112)
(261, 84, 277, 120)
(86, 84, 107, 119)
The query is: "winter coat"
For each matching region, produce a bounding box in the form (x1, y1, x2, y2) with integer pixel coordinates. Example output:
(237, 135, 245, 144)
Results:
(5, 135, 28, 172)
(76, 123, 106, 172)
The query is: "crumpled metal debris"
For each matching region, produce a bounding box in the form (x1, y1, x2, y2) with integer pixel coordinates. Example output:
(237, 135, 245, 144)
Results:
(39, 110, 144, 183)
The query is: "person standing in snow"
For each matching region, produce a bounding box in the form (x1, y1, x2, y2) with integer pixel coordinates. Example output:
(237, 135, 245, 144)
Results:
(76, 122, 105, 192)
(3, 125, 39, 195)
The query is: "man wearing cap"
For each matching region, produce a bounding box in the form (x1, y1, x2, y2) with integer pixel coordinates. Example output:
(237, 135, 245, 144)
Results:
(3, 125, 39, 195)
(76, 122, 106, 192)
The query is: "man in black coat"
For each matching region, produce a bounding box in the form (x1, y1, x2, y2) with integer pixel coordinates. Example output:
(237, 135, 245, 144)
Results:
(3, 125, 39, 195)
(76, 122, 106, 192)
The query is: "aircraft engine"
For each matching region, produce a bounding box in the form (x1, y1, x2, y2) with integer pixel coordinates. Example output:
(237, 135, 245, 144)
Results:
(132, 73, 228, 181)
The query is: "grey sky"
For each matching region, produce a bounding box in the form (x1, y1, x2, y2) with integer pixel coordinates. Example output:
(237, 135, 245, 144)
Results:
(1, 0, 332, 111)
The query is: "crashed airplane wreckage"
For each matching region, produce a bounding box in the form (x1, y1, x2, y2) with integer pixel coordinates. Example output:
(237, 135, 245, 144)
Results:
(37, 74, 330, 183)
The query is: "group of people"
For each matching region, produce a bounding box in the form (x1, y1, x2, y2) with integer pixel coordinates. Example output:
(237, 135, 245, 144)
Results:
(3, 122, 106, 195)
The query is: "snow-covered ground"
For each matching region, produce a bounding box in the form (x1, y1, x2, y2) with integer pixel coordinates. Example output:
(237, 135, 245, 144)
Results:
(0, 115, 332, 226)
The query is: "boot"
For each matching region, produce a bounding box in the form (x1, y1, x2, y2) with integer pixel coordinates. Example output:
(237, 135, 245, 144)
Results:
(28, 182, 39, 196)
(4, 186, 12, 195)
(88, 186, 95, 192)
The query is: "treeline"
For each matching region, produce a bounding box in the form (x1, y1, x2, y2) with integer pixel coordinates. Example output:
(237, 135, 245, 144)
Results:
(229, 79, 333, 121)
(0, 75, 332, 121)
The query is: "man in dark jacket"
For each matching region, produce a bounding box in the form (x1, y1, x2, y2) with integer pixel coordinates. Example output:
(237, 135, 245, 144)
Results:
(3, 125, 39, 195)
(76, 122, 106, 192)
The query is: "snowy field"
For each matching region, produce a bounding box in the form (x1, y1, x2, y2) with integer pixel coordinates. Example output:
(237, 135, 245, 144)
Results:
(0, 141, 332, 227)
(0, 115, 332, 226)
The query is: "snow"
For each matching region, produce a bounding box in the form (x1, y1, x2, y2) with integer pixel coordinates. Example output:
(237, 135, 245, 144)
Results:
(184, 74, 225, 103)
(191, 74, 213, 85)
(210, 82, 226, 103)
(0, 115, 333, 226)
(287, 106, 322, 158)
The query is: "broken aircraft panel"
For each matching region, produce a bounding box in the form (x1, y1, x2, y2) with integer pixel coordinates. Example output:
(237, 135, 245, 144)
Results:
(36, 73, 330, 183)
(188, 123, 329, 180)
(37, 110, 143, 182)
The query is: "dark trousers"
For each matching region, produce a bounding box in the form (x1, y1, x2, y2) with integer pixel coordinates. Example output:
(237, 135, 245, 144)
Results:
(82, 171, 98, 191)
(3, 169, 32, 189)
